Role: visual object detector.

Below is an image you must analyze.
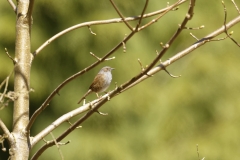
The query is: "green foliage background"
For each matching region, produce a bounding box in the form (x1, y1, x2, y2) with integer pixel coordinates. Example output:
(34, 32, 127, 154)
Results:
(0, 0, 240, 159)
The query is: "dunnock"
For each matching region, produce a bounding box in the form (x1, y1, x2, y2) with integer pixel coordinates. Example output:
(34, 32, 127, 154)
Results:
(77, 66, 114, 104)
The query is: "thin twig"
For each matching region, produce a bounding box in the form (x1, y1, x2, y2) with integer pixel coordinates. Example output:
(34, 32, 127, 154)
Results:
(0, 78, 7, 91)
(123, 15, 240, 92)
(138, 0, 183, 31)
(0, 77, 9, 103)
(0, 69, 14, 104)
(184, 25, 204, 30)
(196, 144, 205, 160)
(138, 59, 145, 71)
(32, 0, 187, 57)
(67, 120, 82, 128)
(197, 144, 200, 160)
(231, 0, 240, 14)
(109, 0, 133, 31)
(88, 26, 97, 35)
(136, 0, 149, 30)
(0, 134, 7, 152)
(138, 0, 195, 78)
(160, 64, 181, 78)
(5, 48, 16, 64)
(90, 52, 101, 61)
(122, 41, 126, 52)
(50, 132, 64, 160)
(31, 101, 94, 147)
(190, 33, 199, 41)
(0, 119, 14, 143)
(7, 0, 17, 13)
(222, 1, 240, 46)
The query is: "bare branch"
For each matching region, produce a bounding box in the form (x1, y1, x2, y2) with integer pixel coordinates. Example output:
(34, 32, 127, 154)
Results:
(89, 52, 101, 61)
(32, 0, 187, 57)
(138, 0, 196, 77)
(67, 120, 82, 129)
(5, 48, 16, 64)
(222, 1, 240, 46)
(109, 0, 133, 31)
(95, 110, 108, 116)
(50, 132, 64, 160)
(160, 64, 181, 78)
(124, 15, 240, 92)
(137, 0, 149, 29)
(231, 0, 240, 14)
(7, 0, 17, 13)
(0, 119, 14, 143)
(138, 0, 184, 31)
(31, 98, 101, 147)
(90, 52, 115, 61)
(190, 32, 199, 41)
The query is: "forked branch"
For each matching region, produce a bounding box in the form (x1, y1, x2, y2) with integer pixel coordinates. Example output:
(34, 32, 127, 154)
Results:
(222, 1, 240, 46)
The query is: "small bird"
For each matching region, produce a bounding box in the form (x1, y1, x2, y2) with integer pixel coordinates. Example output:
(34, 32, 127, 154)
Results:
(77, 66, 114, 104)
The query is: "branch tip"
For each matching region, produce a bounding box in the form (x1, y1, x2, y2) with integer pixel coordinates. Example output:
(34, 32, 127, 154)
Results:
(5, 48, 17, 64)
(95, 110, 108, 116)
(0, 134, 7, 152)
(161, 64, 181, 78)
(90, 52, 101, 61)
(190, 33, 199, 41)
(231, 0, 240, 14)
(67, 120, 82, 128)
(138, 59, 145, 71)
(122, 42, 126, 53)
(50, 132, 64, 160)
(7, 0, 17, 13)
(184, 25, 205, 30)
(87, 26, 97, 35)
(105, 56, 116, 61)
(222, 0, 240, 46)
(0, 119, 14, 143)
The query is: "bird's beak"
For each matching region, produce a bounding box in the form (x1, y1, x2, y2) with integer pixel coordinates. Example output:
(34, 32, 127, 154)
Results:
(111, 68, 115, 70)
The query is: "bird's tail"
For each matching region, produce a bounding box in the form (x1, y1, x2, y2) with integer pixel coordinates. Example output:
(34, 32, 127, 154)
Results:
(77, 89, 92, 104)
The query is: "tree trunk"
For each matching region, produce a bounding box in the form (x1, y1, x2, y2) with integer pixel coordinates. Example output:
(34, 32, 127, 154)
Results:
(11, 0, 32, 159)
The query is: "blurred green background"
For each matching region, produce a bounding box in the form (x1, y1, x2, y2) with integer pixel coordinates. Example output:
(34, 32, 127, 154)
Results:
(1, 0, 240, 159)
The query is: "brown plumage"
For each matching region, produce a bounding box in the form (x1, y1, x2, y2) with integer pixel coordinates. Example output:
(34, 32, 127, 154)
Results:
(77, 66, 114, 104)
